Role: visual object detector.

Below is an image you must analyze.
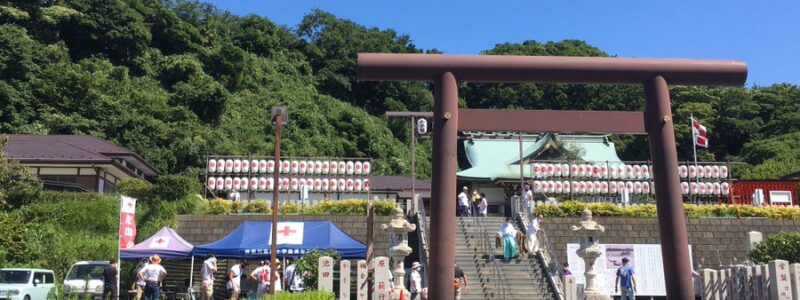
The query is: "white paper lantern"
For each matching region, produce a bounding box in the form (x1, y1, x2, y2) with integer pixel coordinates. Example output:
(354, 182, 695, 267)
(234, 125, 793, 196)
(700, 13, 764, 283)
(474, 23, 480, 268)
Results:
(600, 165, 608, 179)
(241, 160, 250, 173)
(337, 161, 347, 175)
(642, 181, 651, 194)
(354, 179, 363, 191)
(307, 178, 316, 191)
(553, 163, 562, 177)
(330, 161, 339, 174)
(322, 178, 330, 191)
(720, 166, 729, 179)
(633, 181, 642, 194)
(600, 181, 609, 194)
(585, 181, 594, 194)
(233, 159, 242, 173)
(262, 160, 270, 173)
(346, 178, 354, 191)
(609, 165, 618, 179)
(562, 181, 571, 194)
(214, 177, 223, 190)
(591, 165, 600, 178)
(289, 161, 298, 174)
(609, 182, 618, 194)
(207, 177, 217, 190)
(224, 177, 233, 190)
(363, 178, 370, 191)
(338, 178, 346, 191)
(232, 177, 241, 191)
(346, 161, 355, 175)
(681, 182, 689, 194)
(689, 182, 698, 194)
(571, 181, 580, 193)
(299, 161, 307, 174)
(706, 182, 714, 195)
(533, 181, 542, 193)
(698, 182, 707, 195)
(688, 166, 697, 178)
(224, 159, 233, 173)
(721, 182, 730, 195)
(281, 160, 290, 174)
(320, 161, 329, 174)
(553, 181, 561, 194)
(679, 165, 688, 178)
(283, 178, 291, 191)
(289, 178, 298, 191)
(298, 178, 306, 190)
(592, 181, 601, 194)
(533, 163, 542, 178)
(641, 165, 650, 179)
(625, 181, 634, 193)
(704, 166, 713, 179)
(363, 162, 371, 174)
(632, 165, 642, 179)
(581, 164, 591, 177)
(354, 161, 363, 175)
(249, 177, 258, 191)
(314, 179, 322, 191)
(570, 164, 579, 177)
(696, 165, 705, 179)
(710, 166, 720, 179)
(328, 178, 337, 192)
(208, 160, 218, 173)
(250, 160, 259, 174)
(239, 177, 249, 191)
(712, 182, 721, 195)
(259, 177, 267, 191)
(625, 165, 634, 179)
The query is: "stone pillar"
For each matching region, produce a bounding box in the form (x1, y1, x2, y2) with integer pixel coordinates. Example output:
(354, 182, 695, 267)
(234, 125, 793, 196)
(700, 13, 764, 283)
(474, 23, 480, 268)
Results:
(380, 207, 416, 299)
(373, 256, 392, 300)
(719, 268, 729, 300)
(789, 263, 800, 300)
(768, 260, 792, 300)
(763, 264, 771, 299)
(339, 260, 351, 300)
(702, 268, 719, 300)
(563, 275, 577, 300)
(746, 231, 762, 254)
(318, 256, 334, 292)
(571, 209, 611, 300)
(357, 260, 368, 300)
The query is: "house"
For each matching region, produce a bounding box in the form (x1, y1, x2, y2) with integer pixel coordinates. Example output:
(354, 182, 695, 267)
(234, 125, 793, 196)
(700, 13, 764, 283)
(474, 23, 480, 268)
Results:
(3, 134, 159, 194)
(457, 132, 622, 215)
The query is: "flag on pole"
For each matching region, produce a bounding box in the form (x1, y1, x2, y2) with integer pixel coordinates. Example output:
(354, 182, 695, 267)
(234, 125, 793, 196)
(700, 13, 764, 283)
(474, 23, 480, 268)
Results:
(119, 196, 137, 249)
(691, 118, 709, 148)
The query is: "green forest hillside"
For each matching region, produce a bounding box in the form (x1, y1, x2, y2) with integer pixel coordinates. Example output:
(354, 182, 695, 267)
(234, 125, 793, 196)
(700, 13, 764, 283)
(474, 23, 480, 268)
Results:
(1, 0, 799, 180)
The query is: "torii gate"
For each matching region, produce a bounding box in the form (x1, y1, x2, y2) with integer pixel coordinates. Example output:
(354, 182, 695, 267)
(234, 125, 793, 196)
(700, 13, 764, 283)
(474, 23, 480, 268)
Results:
(358, 53, 746, 299)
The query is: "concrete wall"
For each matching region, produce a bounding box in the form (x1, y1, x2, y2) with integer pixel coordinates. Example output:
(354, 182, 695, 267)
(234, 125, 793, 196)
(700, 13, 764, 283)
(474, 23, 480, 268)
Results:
(541, 217, 800, 269)
(176, 214, 393, 257)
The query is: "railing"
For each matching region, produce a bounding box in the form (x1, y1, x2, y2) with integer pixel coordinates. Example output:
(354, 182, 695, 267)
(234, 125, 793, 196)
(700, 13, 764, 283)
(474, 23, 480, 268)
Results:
(515, 195, 565, 300)
(469, 201, 508, 300)
(413, 195, 430, 271)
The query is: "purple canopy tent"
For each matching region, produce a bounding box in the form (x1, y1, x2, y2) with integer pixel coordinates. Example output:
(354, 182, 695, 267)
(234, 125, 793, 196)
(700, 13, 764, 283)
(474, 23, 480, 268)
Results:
(120, 227, 198, 287)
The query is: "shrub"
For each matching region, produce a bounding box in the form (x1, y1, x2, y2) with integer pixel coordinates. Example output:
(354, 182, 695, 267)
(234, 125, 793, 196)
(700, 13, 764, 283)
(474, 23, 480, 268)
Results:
(534, 202, 800, 220)
(262, 291, 334, 300)
(117, 178, 154, 201)
(37, 191, 108, 203)
(175, 196, 203, 214)
(294, 249, 341, 290)
(153, 175, 200, 201)
(205, 198, 233, 214)
(242, 201, 270, 214)
(203, 199, 397, 216)
(0, 213, 35, 263)
(749, 231, 800, 264)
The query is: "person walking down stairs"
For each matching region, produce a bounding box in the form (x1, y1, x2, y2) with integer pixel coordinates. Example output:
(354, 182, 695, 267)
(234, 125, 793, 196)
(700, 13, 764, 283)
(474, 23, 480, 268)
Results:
(498, 218, 518, 260)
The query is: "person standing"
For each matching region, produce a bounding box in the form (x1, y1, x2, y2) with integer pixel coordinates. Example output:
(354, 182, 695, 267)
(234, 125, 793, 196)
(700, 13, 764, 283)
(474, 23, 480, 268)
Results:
(133, 259, 148, 300)
(200, 254, 217, 300)
(228, 189, 240, 202)
(227, 260, 243, 300)
(138, 255, 166, 300)
(499, 218, 518, 260)
(523, 184, 534, 211)
(615, 257, 636, 300)
(457, 186, 470, 217)
(102, 261, 118, 300)
(562, 262, 572, 276)
(405, 262, 423, 300)
(249, 261, 274, 297)
(477, 193, 488, 217)
(454, 264, 467, 300)
(527, 214, 543, 254)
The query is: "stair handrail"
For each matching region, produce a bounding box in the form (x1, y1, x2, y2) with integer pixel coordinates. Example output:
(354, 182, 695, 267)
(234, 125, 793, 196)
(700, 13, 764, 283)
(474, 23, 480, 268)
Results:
(413, 195, 430, 273)
(516, 193, 565, 300)
(469, 201, 508, 300)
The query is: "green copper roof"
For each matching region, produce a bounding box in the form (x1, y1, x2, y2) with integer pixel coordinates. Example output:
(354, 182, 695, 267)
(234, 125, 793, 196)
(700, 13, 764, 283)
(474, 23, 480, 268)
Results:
(457, 133, 622, 181)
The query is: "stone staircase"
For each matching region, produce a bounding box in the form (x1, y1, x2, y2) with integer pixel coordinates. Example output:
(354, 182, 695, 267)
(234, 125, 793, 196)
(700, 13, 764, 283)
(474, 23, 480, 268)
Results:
(456, 216, 558, 300)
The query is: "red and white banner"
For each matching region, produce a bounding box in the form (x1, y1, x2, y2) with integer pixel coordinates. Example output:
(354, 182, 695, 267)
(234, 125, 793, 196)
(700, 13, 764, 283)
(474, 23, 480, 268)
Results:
(119, 196, 137, 249)
(692, 118, 708, 148)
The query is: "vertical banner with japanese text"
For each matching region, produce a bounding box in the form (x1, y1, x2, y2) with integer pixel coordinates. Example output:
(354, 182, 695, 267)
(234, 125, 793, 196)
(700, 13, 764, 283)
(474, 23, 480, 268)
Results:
(119, 196, 137, 249)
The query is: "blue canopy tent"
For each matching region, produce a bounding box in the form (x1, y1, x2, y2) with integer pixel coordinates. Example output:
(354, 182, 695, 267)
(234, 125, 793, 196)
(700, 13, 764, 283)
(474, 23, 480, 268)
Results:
(192, 221, 366, 259)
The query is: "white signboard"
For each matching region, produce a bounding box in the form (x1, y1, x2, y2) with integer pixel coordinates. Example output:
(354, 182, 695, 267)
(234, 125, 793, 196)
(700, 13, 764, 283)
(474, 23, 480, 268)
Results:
(567, 243, 693, 296)
(339, 260, 351, 300)
(357, 260, 369, 300)
(373, 257, 392, 300)
(318, 256, 334, 292)
(768, 260, 793, 300)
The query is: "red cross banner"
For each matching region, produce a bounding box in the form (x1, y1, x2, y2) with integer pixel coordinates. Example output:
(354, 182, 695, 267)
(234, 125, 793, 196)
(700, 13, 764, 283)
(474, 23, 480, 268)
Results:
(148, 236, 171, 249)
(119, 196, 137, 249)
(691, 118, 709, 148)
(269, 222, 304, 245)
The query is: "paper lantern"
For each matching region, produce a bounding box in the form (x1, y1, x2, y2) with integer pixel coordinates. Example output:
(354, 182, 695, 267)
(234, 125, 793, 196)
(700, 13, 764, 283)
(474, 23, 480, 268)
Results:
(265, 160, 274, 173)
(214, 159, 224, 173)
(354, 161, 363, 175)
(299, 161, 307, 174)
(312, 161, 321, 174)
(642, 182, 651, 194)
(283, 178, 292, 191)
(239, 177, 249, 191)
(303, 160, 313, 174)
(363, 178, 371, 191)
(321, 179, 330, 191)
(625, 181, 634, 193)
(551, 181, 560, 194)
(363, 161, 371, 174)
(600, 165, 608, 178)
(533, 163, 542, 178)
(632, 165, 642, 179)
(330, 161, 339, 174)
(710, 166, 720, 179)
(681, 182, 689, 195)
(625, 165, 634, 179)
(609, 165, 618, 179)
(354, 179, 363, 191)
(337, 161, 347, 175)
(570, 164, 579, 177)
(215, 177, 224, 190)
(679, 165, 688, 178)
(338, 178, 346, 191)
(698, 182, 707, 195)
(346, 161, 355, 175)
(706, 182, 714, 195)
(641, 165, 650, 179)
(585, 181, 594, 194)
(696, 165, 705, 179)
(533, 181, 542, 193)
(721, 182, 730, 195)
(224, 159, 233, 173)
(233, 159, 242, 173)
(207, 177, 217, 190)
(313, 178, 322, 191)
(320, 161, 329, 174)
(250, 160, 259, 174)
(346, 178, 354, 191)
(580, 165, 589, 177)
(688, 166, 697, 178)
(720, 166, 729, 179)
(592, 165, 601, 178)
(712, 182, 721, 195)
(288, 161, 298, 174)
(592, 181, 601, 194)
(224, 177, 233, 190)
(704, 166, 713, 179)
(249, 177, 258, 191)
(600, 182, 609, 194)
(571, 181, 580, 193)
(241, 160, 250, 173)
(289, 178, 298, 191)
(689, 182, 698, 194)
(208, 160, 218, 173)
(562, 181, 571, 194)
(281, 160, 290, 174)
(261, 177, 270, 191)
(553, 163, 562, 177)
(633, 181, 642, 194)
(232, 177, 241, 191)
(609, 182, 618, 193)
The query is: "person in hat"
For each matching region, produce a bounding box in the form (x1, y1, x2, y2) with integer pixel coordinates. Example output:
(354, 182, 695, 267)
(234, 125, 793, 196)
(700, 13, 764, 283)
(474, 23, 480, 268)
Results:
(457, 186, 470, 217)
(200, 254, 217, 300)
(405, 262, 423, 300)
(615, 257, 636, 300)
(137, 255, 166, 300)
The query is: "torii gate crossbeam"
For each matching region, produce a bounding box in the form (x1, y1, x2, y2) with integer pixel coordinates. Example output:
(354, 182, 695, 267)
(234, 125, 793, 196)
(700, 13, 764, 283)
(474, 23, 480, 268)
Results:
(358, 53, 747, 300)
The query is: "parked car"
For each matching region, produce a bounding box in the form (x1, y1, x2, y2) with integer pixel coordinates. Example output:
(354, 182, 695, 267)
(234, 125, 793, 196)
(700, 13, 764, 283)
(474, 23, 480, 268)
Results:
(62, 261, 109, 300)
(0, 268, 57, 300)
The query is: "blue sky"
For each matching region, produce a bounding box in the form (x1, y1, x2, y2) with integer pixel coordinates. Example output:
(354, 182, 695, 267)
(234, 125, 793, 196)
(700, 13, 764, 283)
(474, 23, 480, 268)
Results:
(205, 0, 799, 86)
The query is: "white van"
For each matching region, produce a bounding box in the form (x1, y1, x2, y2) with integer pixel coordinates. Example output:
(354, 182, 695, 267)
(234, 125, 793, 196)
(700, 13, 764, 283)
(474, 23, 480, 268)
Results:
(62, 261, 109, 300)
(0, 268, 56, 300)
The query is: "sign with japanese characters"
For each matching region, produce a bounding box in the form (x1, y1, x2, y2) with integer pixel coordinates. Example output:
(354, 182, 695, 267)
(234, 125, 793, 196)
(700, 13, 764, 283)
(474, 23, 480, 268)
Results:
(119, 196, 137, 249)
(769, 260, 792, 300)
(318, 256, 334, 292)
(339, 260, 351, 300)
(357, 260, 368, 300)
(373, 256, 392, 300)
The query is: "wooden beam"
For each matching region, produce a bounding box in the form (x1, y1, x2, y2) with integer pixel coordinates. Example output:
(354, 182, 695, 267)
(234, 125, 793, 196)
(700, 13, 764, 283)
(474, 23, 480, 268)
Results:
(458, 109, 647, 135)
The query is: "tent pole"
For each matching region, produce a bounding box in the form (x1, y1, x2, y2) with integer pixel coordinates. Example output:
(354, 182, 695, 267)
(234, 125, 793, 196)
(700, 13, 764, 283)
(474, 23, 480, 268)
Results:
(189, 255, 195, 292)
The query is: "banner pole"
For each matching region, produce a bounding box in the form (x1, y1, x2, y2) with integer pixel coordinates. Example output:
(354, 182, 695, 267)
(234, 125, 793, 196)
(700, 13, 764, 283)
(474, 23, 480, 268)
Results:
(691, 115, 699, 204)
(117, 196, 122, 300)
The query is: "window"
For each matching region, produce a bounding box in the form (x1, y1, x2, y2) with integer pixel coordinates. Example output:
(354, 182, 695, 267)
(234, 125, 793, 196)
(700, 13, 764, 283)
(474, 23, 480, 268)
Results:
(0, 270, 30, 284)
(44, 273, 54, 284)
(33, 272, 46, 283)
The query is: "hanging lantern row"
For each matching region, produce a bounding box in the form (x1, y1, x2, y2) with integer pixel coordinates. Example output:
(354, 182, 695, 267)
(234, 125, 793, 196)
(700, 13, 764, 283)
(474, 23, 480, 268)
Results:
(531, 180, 730, 196)
(678, 165, 729, 179)
(206, 177, 370, 192)
(532, 163, 653, 180)
(207, 159, 371, 176)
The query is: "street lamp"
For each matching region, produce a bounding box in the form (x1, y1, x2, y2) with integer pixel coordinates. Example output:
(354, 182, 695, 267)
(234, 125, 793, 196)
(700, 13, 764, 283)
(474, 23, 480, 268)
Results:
(270, 106, 288, 295)
(385, 111, 433, 209)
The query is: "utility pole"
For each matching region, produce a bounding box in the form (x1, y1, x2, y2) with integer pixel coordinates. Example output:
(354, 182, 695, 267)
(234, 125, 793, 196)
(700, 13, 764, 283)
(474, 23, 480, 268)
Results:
(270, 106, 288, 295)
(385, 111, 433, 208)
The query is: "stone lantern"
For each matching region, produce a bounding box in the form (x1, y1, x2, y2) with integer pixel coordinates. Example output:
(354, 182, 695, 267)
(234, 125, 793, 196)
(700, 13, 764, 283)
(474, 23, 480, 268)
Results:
(380, 207, 417, 300)
(571, 209, 611, 300)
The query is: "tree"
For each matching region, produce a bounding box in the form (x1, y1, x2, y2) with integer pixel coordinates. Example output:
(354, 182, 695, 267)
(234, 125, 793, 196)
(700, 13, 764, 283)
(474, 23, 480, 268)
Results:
(749, 232, 800, 264)
(0, 135, 43, 210)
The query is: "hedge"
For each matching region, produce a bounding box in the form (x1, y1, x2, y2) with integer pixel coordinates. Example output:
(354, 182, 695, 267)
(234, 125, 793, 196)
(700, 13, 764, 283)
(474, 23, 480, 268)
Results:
(749, 231, 800, 264)
(535, 200, 800, 219)
(202, 199, 396, 216)
(262, 291, 335, 300)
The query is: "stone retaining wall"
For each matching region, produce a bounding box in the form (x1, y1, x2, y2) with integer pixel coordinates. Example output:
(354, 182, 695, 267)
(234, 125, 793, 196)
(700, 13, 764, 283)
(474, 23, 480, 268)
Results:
(541, 217, 800, 268)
